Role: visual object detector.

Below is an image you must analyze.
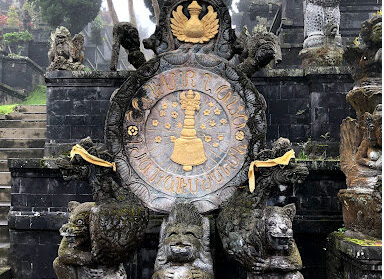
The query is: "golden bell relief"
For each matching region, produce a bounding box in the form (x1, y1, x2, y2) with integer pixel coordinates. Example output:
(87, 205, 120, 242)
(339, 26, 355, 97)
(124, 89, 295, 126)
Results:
(171, 90, 207, 172)
(170, 1, 219, 44)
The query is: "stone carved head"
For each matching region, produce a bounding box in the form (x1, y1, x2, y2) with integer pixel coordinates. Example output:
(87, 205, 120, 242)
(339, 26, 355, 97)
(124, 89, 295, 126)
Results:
(364, 104, 382, 147)
(154, 203, 213, 272)
(361, 14, 382, 47)
(59, 201, 94, 245)
(264, 204, 296, 252)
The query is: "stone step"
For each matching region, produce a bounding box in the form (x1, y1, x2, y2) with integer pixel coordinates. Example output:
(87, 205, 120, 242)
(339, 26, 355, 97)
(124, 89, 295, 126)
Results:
(0, 242, 9, 267)
(16, 105, 46, 114)
(0, 148, 44, 160)
(0, 120, 46, 129)
(0, 139, 45, 149)
(0, 222, 9, 244)
(0, 128, 46, 139)
(0, 187, 10, 203)
(0, 204, 10, 221)
(0, 163, 6, 173)
(0, 175, 10, 188)
(5, 113, 46, 121)
(0, 266, 11, 278)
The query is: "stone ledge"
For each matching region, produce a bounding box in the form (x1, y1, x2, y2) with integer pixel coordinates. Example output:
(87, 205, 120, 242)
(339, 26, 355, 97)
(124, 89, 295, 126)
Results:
(1, 55, 44, 75)
(8, 158, 342, 172)
(45, 70, 130, 80)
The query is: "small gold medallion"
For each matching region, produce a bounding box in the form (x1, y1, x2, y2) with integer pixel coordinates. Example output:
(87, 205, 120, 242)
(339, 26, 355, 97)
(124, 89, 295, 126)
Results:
(128, 125, 139, 136)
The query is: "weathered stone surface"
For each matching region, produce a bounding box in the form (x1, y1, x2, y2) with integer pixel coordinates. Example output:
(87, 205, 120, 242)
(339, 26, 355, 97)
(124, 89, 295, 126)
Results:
(110, 22, 146, 71)
(8, 157, 346, 279)
(326, 232, 382, 279)
(53, 201, 128, 279)
(105, 51, 267, 213)
(48, 27, 85, 71)
(217, 139, 308, 279)
(152, 203, 213, 279)
(338, 14, 382, 239)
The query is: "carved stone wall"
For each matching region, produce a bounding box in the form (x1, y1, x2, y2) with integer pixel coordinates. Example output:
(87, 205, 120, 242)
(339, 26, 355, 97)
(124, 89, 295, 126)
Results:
(9, 159, 345, 279)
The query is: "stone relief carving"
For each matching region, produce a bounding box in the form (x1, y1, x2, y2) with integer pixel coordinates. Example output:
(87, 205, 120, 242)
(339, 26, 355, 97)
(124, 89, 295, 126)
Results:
(339, 14, 382, 239)
(48, 26, 85, 71)
(110, 22, 146, 71)
(217, 138, 308, 279)
(56, 137, 149, 277)
(235, 25, 281, 77)
(53, 201, 127, 279)
(152, 203, 213, 279)
(300, 0, 343, 67)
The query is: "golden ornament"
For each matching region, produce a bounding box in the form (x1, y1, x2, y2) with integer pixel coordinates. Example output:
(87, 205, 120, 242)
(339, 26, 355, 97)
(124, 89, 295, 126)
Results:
(170, 1, 219, 44)
(236, 131, 245, 141)
(128, 125, 139, 136)
(170, 90, 207, 172)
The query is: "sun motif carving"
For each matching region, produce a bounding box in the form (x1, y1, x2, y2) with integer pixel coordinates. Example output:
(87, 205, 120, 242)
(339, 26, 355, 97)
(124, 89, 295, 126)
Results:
(170, 1, 219, 44)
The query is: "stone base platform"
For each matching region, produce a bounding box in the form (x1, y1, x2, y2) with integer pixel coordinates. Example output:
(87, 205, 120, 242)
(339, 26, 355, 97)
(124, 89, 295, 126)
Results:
(326, 232, 382, 279)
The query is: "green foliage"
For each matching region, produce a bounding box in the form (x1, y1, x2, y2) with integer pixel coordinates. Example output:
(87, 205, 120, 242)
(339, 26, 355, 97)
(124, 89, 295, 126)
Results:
(31, 0, 102, 34)
(298, 150, 308, 160)
(0, 85, 47, 115)
(296, 109, 306, 116)
(320, 132, 330, 140)
(0, 104, 17, 115)
(4, 31, 33, 44)
(7, 6, 20, 28)
(90, 16, 103, 45)
(22, 85, 47, 105)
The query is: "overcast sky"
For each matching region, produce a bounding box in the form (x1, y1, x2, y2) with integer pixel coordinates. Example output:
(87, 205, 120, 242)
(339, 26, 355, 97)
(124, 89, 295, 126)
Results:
(102, 0, 240, 35)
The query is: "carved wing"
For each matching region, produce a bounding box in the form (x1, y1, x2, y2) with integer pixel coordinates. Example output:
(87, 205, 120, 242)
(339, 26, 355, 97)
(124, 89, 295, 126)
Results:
(340, 117, 364, 187)
(170, 6, 188, 42)
(201, 6, 219, 42)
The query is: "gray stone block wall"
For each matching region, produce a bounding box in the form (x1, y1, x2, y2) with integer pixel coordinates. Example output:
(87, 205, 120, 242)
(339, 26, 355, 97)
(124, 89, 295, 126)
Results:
(45, 71, 129, 156)
(8, 159, 345, 279)
(253, 67, 354, 145)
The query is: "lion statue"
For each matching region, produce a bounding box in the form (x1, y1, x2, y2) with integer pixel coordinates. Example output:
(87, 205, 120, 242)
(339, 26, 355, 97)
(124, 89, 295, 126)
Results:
(152, 203, 213, 279)
(53, 201, 127, 279)
(48, 26, 85, 71)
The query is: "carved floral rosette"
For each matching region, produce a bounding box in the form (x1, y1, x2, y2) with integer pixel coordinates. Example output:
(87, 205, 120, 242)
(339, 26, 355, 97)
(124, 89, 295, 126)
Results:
(105, 51, 266, 213)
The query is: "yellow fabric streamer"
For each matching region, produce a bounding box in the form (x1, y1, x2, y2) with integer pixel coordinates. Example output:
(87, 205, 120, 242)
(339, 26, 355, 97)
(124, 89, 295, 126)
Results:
(70, 144, 116, 172)
(248, 149, 295, 193)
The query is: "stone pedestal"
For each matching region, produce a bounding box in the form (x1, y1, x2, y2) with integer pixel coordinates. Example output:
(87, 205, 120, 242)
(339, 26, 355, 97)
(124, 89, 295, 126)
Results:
(338, 189, 382, 239)
(326, 232, 382, 279)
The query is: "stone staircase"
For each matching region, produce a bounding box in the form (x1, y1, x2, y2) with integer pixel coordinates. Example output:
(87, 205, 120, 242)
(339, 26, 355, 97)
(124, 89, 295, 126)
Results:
(0, 105, 46, 276)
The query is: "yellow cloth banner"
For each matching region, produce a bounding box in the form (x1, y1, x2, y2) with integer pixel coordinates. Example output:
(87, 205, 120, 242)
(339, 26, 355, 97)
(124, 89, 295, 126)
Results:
(248, 149, 295, 193)
(70, 144, 116, 172)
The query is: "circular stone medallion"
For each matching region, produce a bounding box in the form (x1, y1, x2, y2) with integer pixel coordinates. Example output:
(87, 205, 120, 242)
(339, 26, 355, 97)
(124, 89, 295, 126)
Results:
(113, 65, 257, 213)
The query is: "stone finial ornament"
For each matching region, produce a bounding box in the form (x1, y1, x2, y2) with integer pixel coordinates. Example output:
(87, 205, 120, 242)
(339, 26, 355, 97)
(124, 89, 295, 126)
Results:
(339, 14, 382, 239)
(152, 203, 213, 279)
(48, 26, 85, 71)
(299, 0, 343, 67)
(110, 22, 146, 71)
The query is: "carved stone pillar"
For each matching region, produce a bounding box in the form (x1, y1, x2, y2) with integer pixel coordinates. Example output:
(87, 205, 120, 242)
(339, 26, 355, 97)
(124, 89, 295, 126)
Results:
(299, 0, 343, 68)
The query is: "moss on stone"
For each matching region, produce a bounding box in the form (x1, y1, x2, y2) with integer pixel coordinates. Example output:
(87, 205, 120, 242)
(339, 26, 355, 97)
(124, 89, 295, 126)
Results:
(334, 231, 382, 246)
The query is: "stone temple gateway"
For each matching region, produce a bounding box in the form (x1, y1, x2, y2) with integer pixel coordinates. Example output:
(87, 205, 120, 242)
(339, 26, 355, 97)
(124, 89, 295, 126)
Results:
(5, 0, 382, 279)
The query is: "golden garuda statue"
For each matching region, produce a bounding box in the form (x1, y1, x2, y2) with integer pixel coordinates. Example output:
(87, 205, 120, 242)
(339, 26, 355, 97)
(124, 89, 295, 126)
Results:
(170, 1, 219, 43)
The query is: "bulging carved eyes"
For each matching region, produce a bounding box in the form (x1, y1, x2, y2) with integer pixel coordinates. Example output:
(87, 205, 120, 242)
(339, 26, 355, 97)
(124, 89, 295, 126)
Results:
(185, 232, 196, 237)
(76, 219, 84, 225)
(168, 232, 177, 237)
